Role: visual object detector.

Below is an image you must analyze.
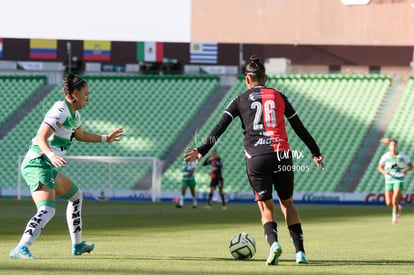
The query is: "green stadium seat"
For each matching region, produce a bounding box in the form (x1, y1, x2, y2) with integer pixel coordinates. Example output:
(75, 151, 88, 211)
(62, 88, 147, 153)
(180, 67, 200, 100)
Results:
(0, 75, 219, 191)
(162, 74, 391, 193)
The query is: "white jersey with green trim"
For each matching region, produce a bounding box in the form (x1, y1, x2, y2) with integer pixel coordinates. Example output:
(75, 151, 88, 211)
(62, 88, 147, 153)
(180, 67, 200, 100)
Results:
(25, 100, 81, 160)
(182, 161, 196, 179)
(379, 151, 411, 183)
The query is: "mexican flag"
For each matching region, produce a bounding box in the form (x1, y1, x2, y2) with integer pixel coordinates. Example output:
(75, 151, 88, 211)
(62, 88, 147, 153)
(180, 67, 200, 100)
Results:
(137, 42, 163, 62)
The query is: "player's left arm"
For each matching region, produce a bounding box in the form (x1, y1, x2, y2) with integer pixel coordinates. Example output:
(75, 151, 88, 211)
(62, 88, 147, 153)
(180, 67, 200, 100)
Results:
(402, 162, 413, 174)
(282, 94, 324, 170)
(75, 127, 123, 143)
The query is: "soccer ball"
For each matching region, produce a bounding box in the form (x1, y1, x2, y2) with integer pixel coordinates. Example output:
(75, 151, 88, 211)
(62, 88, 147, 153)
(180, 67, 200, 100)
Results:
(229, 232, 256, 260)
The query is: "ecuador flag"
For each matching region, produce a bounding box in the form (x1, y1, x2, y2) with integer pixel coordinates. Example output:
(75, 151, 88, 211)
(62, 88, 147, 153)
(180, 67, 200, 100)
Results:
(83, 40, 111, 61)
(30, 39, 57, 60)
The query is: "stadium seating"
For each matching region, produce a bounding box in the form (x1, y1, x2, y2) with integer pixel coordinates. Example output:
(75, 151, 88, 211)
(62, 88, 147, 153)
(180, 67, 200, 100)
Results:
(162, 74, 391, 193)
(0, 75, 219, 191)
(356, 76, 414, 193)
(0, 75, 46, 125)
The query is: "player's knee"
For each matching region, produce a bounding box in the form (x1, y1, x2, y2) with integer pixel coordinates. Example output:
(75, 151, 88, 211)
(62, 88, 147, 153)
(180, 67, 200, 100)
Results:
(279, 196, 294, 207)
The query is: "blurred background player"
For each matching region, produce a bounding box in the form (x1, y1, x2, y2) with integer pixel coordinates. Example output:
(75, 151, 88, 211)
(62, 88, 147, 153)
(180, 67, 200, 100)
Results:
(202, 149, 226, 210)
(9, 73, 123, 259)
(378, 138, 412, 224)
(185, 54, 324, 266)
(176, 160, 198, 208)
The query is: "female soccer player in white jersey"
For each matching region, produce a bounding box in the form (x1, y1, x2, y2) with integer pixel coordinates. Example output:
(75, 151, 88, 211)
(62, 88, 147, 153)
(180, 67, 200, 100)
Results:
(378, 138, 412, 224)
(10, 73, 123, 259)
(185, 55, 324, 266)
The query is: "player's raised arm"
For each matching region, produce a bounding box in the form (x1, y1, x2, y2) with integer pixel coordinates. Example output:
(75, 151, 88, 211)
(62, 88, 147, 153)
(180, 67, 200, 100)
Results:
(75, 127, 123, 143)
(184, 147, 202, 164)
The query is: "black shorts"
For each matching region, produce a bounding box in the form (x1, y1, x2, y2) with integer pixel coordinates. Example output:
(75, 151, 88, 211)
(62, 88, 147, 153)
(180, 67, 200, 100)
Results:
(210, 178, 224, 188)
(245, 153, 294, 201)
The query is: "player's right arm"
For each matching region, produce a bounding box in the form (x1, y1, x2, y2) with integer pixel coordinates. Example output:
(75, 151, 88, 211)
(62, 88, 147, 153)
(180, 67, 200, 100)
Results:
(282, 94, 324, 170)
(185, 97, 240, 163)
(377, 155, 388, 176)
(378, 163, 388, 176)
(197, 97, 240, 157)
(36, 123, 67, 167)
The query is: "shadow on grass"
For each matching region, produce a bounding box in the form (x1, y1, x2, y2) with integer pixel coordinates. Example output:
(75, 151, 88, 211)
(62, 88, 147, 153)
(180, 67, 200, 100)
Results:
(295, 259, 414, 266)
(36, 255, 414, 266)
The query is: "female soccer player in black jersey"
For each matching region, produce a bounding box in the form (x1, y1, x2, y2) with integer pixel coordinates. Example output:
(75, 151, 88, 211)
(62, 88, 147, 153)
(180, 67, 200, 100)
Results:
(185, 54, 324, 266)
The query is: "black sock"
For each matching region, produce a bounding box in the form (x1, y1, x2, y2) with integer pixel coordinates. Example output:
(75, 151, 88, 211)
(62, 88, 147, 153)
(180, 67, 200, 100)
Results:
(288, 223, 304, 253)
(208, 193, 213, 205)
(220, 193, 226, 206)
(263, 221, 278, 246)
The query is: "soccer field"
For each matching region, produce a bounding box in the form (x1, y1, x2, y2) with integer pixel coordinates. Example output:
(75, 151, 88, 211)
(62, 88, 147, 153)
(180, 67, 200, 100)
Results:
(1, 199, 413, 274)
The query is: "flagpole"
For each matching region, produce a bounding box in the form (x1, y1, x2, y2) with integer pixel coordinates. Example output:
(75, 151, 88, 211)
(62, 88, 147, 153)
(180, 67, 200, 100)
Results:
(239, 43, 244, 75)
(67, 42, 71, 73)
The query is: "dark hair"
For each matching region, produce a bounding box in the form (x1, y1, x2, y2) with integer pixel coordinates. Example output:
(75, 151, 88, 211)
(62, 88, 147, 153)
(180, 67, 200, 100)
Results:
(63, 73, 87, 101)
(245, 54, 266, 82)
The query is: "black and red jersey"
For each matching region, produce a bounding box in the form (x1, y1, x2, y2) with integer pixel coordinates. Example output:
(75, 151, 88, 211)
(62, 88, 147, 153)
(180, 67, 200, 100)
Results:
(203, 157, 223, 179)
(198, 86, 321, 158)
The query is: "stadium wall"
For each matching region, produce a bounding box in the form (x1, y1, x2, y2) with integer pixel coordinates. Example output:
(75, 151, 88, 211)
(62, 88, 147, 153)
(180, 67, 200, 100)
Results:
(191, 0, 414, 46)
(0, 39, 412, 71)
(4, 187, 414, 205)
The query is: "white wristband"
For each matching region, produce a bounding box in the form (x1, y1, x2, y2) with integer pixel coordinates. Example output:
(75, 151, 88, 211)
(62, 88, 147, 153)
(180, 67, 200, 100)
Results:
(47, 152, 55, 159)
(101, 135, 107, 142)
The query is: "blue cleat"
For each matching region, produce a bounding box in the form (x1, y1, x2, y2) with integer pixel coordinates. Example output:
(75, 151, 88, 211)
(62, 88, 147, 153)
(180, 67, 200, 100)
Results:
(266, 242, 282, 265)
(72, 241, 94, 256)
(296, 251, 308, 264)
(10, 246, 35, 259)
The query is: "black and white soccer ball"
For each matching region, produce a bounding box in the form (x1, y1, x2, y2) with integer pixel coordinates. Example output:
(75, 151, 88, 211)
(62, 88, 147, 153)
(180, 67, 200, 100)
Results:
(229, 232, 256, 260)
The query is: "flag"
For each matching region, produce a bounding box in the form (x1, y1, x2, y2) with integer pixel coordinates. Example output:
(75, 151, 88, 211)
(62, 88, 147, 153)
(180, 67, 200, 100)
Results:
(83, 40, 111, 61)
(137, 42, 164, 62)
(30, 39, 57, 60)
(190, 42, 218, 64)
(0, 38, 3, 58)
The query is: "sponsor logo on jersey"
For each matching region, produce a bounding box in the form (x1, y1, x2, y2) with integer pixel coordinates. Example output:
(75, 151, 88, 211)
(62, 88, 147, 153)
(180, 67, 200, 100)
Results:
(249, 93, 262, 101)
(254, 137, 286, 146)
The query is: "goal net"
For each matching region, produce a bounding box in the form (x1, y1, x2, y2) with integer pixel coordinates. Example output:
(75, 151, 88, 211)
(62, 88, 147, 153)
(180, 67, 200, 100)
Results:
(17, 156, 164, 202)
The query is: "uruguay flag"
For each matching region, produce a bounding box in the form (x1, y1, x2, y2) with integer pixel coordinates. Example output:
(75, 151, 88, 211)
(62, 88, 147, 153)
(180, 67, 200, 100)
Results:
(190, 42, 218, 64)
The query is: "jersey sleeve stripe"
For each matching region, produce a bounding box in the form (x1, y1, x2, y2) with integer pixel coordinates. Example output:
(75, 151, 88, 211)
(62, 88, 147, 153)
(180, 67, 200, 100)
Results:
(224, 111, 234, 119)
(286, 112, 297, 120)
(44, 122, 56, 131)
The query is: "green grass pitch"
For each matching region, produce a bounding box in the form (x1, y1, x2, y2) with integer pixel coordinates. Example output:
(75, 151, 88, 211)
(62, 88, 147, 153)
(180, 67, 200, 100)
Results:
(1, 199, 413, 274)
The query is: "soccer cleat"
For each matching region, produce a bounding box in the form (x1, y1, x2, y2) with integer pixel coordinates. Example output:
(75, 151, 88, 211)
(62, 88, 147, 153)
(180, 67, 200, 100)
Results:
(397, 204, 402, 219)
(72, 241, 95, 256)
(192, 205, 197, 209)
(296, 251, 308, 264)
(266, 242, 282, 266)
(10, 246, 35, 259)
(222, 205, 227, 211)
(175, 204, 183, 208)
(204, 205, 212, 210)
(392, 220, 398, 225)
